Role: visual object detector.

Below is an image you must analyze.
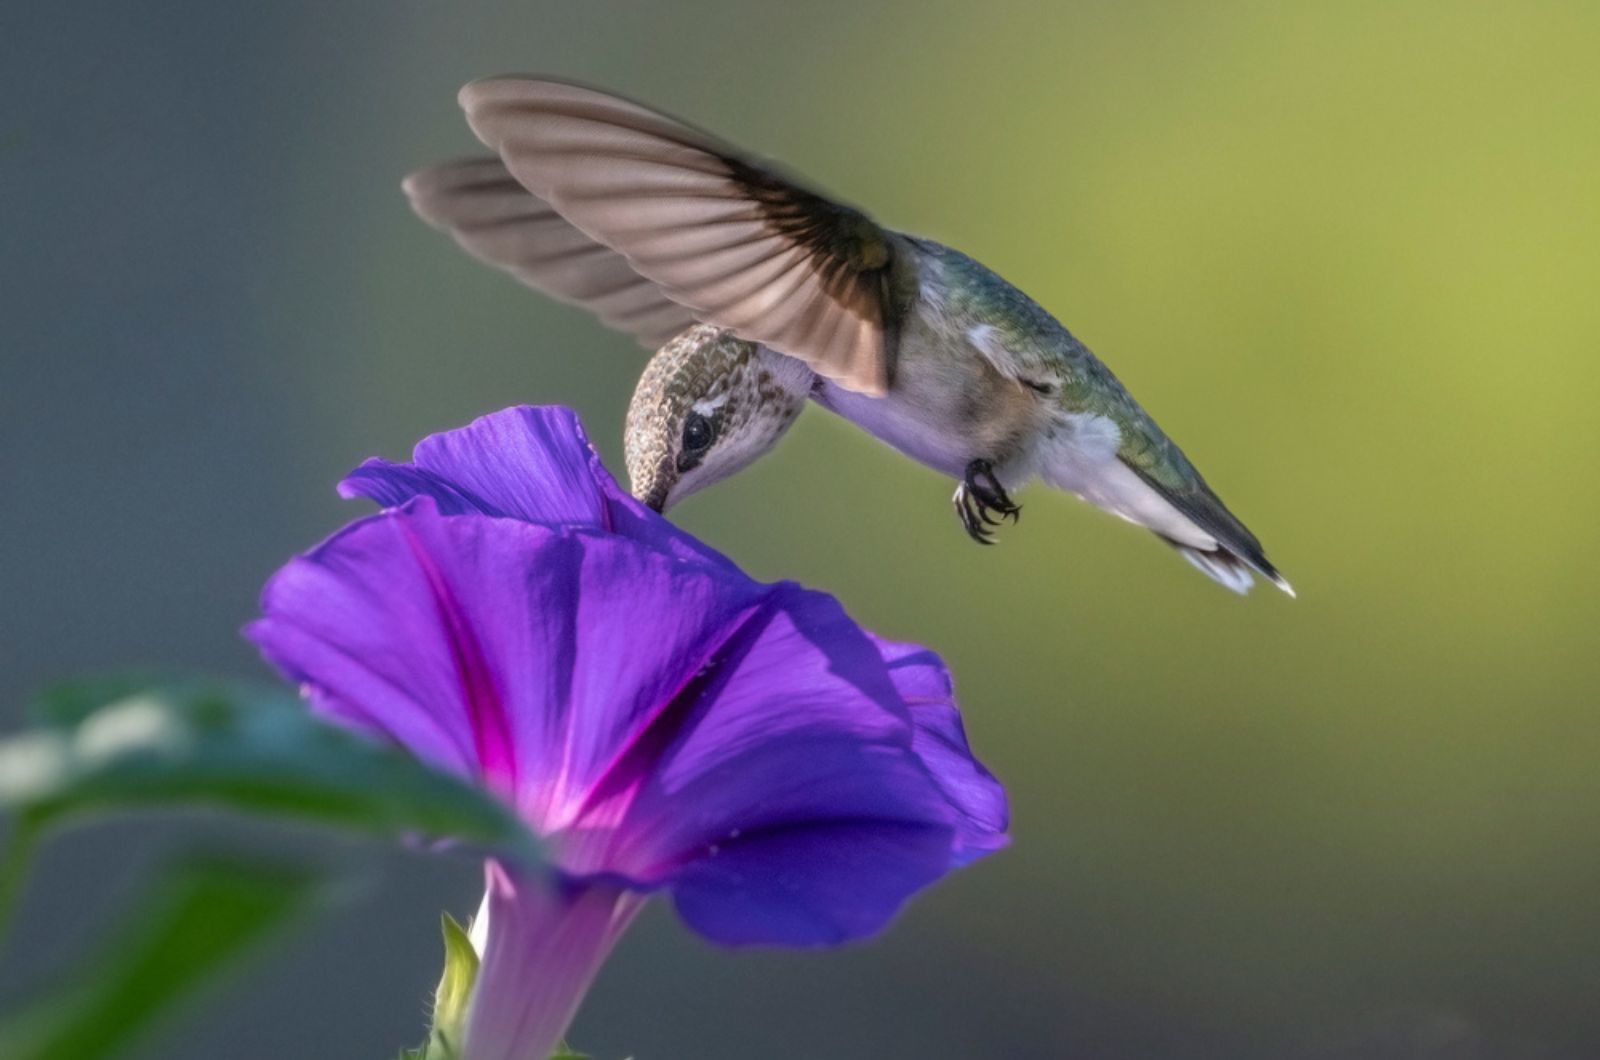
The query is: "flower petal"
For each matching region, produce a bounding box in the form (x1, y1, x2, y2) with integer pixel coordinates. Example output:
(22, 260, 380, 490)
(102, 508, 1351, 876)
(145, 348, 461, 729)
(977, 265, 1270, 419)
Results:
(669, 820, 957, 946)
(339, 406, 727, 568)
(875, 637, 1010, 864)
(575, 586, 990, 944)
(251, 497, 773, 826)
(336, 460, 489, 516)
(249, 501, 537, 790)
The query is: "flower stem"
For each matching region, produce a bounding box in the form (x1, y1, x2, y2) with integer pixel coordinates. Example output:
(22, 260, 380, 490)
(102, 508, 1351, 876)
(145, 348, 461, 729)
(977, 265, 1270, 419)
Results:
(463, 862, 644, 1060)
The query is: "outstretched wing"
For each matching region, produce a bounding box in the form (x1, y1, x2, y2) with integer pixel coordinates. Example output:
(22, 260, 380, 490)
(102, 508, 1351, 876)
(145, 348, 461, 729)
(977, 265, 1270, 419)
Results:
(403, 156, 696, 347)
(458, 76, 900, 395)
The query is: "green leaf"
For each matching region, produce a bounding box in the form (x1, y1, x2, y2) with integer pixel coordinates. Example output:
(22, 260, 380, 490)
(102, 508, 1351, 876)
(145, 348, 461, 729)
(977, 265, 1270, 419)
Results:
(0, 853, 317, 1060)
(0, 678, 539, 935)
(0, 677, 536, 853)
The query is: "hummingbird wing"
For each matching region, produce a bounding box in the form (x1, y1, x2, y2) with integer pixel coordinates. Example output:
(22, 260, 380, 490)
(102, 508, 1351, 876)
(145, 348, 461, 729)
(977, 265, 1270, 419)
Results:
(403, 156, 697, 347)
(457, 76, 900, 396)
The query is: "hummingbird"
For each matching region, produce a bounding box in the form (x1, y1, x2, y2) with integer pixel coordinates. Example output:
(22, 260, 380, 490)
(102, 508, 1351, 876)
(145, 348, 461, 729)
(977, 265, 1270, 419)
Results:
(403, 77, 1293, 596)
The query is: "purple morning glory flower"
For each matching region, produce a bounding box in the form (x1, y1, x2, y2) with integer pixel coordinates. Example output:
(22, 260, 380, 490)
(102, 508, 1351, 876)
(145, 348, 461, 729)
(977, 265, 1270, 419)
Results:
(248, 406, 1006, 1060)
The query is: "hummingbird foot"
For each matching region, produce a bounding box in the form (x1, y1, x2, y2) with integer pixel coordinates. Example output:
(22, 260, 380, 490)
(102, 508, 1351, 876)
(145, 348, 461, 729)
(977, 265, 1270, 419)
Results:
(954, 459, 1021, 545)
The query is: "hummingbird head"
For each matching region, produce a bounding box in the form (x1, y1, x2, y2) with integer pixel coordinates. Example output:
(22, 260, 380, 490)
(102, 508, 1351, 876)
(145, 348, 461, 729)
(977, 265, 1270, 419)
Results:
(625, 324, 810, 512)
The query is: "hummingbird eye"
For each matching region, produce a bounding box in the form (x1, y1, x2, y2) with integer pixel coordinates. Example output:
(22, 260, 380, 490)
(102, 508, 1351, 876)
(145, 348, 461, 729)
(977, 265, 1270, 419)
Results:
(681, 412, 717, 455)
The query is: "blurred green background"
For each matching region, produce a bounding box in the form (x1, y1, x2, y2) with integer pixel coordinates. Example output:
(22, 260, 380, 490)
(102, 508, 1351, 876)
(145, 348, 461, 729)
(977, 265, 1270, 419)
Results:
(4, 1, 1599, 1057)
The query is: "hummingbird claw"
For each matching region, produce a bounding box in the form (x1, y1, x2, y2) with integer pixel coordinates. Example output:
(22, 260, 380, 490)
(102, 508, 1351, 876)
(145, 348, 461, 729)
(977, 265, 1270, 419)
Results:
(954, 485, 996, 544)
(954, 459, 1021, 544)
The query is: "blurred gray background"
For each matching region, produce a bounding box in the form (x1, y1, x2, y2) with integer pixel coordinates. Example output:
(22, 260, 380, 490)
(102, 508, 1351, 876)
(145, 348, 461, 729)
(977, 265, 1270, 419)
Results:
(4, 1, 1599, 1057)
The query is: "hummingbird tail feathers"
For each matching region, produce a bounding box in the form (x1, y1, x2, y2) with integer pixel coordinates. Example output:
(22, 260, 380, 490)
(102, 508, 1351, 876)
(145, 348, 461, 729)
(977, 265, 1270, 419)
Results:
(1036, 420, 1293, 596)
(1168, 542, 1294, 597)
(1119, 461, 1294, 597)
